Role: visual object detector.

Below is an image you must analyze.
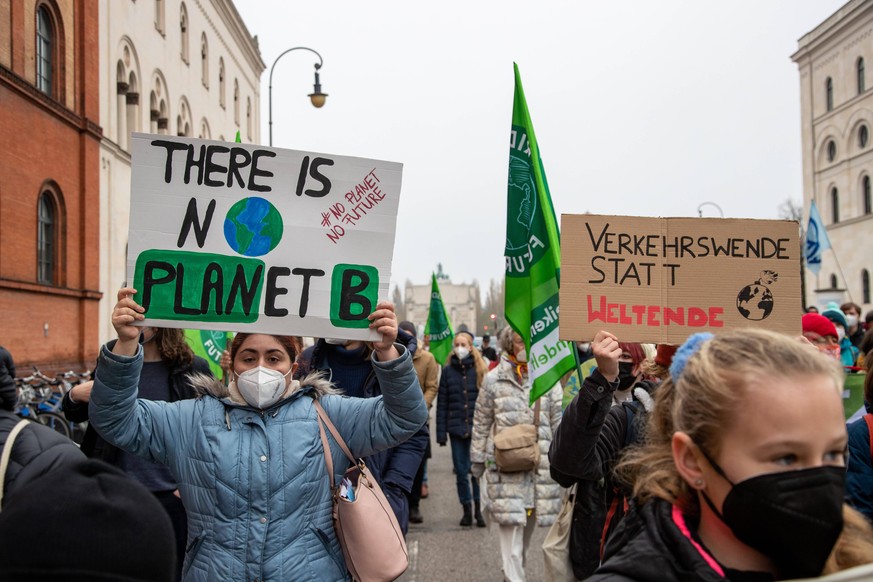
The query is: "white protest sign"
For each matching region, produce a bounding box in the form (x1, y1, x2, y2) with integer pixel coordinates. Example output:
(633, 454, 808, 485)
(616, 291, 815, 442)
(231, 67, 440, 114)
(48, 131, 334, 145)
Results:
(127, 133, 403, 340)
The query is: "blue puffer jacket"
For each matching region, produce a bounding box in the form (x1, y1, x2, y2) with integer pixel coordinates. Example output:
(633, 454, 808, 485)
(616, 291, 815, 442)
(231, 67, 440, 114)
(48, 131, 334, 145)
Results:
(436, 353, 480, 443)
(847, 411, 873, 520)
(90, 343, 427, 582)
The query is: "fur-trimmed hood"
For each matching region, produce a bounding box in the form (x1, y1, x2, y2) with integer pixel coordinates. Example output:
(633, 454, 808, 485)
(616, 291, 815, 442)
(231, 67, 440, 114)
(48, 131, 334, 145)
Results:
(188, 371, 340, 407)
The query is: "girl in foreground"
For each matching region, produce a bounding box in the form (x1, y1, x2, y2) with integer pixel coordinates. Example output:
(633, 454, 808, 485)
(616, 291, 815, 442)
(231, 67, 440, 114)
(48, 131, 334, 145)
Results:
(89, 288, 427, 581)
(590, 329, 873, 581)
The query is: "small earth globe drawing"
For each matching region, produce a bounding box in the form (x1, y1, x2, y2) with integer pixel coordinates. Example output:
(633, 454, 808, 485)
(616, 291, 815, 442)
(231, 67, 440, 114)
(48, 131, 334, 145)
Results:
(736, 270, 778, 321)
(224, 197, 283, 257)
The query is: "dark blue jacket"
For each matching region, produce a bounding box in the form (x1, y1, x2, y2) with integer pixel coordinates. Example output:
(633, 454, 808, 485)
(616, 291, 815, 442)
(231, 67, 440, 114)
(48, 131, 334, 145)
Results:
(296, 335, 428, 535)
(847, 411, 873, 520)
(436, 353, 479, 443)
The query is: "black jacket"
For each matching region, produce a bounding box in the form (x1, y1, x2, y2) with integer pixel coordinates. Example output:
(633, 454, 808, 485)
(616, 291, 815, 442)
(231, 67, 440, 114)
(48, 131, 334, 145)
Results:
(436, 353, 480, 442)
(295, 335, 428, 534)
(0, 409, 84, 498)
(61, 340, 210, 463)
(549, 369, 656, 580)
(589, 498, 762, 581)
(0, 346, 16, 411)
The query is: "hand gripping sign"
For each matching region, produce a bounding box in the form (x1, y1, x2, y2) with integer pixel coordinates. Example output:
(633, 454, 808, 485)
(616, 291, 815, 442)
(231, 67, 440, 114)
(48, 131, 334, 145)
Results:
(127, 134, 403, 340)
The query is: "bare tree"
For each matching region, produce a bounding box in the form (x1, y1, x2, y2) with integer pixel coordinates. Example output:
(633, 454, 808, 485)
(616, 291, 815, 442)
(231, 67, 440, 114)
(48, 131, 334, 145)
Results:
(778, 198, 803, 222)
(391, 285, 405, 321)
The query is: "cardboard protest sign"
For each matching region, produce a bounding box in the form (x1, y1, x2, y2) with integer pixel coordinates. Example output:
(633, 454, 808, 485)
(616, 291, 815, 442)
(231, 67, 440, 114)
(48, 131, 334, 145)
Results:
(559, 214, 801, 344)
(127, 133, 402, 340)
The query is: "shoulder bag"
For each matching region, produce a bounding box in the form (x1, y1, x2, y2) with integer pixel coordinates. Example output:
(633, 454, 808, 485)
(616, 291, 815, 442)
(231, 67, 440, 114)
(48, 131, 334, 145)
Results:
(313, 399, 408, 582)
(0, 420, 30, 510)
(493, 399, 541, 473)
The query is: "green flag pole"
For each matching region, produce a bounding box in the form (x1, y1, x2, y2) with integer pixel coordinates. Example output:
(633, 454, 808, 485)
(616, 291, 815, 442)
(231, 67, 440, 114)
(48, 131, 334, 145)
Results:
(504, 63, 576, 404)
(424, 273, 454, 366)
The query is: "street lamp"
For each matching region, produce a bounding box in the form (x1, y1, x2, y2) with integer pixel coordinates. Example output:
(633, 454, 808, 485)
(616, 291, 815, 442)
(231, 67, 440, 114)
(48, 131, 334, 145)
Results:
(268, 46, 328, 146)
(697, 202, 725, 218)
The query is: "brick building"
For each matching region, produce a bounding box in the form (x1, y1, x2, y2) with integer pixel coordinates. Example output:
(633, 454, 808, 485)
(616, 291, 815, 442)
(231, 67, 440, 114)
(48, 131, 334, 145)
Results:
(0, 1, 102, 371)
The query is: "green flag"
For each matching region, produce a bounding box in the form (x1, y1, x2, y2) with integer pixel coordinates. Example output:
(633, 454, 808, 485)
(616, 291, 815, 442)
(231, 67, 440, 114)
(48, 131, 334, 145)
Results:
(184, 329, 233, 378)
(424, 273, 454, 365)
(504, 63, 575, 404)
(235, 130, 242, 143)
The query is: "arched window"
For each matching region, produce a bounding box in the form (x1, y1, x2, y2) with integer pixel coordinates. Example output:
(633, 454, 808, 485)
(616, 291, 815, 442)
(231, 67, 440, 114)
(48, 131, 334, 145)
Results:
(831, 187, 840, 223)
(864, 269, 871, 304)
(860, 125, 869, 149)
(233, 79, 239, 126)
(199, 118, 211, 140)
(177, 99, 191, 137)
(827, 140, 837, 162)
(219, 58, 226, 108)
(37, 192, 56, 285)
(36, 6, 53, 95)
(155, 0, 165, 34)
(830, 274, 839, 290)
(201, 34, 209, 88)
(180, 4, 189, 63)
(826, 77, 834, 112)
(864, 175, 872, 215)
(858, 58, 866, 94)
(246, 97, 252, 140)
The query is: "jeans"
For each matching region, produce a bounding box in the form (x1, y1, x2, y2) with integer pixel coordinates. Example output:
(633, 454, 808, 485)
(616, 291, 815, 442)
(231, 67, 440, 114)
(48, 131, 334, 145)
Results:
(450, 435, 480, 506)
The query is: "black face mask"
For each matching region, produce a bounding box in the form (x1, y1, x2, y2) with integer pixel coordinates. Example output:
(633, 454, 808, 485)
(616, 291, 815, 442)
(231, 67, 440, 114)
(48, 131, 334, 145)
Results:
(617, 361, 637, 390)
(698, 447, 844, 580)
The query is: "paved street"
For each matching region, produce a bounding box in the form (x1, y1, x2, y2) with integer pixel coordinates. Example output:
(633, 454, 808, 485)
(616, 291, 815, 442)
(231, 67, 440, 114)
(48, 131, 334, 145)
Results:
(400, 411, 548, 582)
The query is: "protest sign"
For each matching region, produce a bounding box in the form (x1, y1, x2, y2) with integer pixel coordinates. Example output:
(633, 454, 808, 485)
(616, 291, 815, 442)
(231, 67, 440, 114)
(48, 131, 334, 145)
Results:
(560, 214, 801, 344)
(127, 133, 403, 340)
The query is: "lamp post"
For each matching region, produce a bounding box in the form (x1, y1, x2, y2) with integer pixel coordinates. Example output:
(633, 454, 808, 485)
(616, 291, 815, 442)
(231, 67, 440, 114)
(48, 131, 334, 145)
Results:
(697, 201, 725, 218)
(268, 46, 327, 147)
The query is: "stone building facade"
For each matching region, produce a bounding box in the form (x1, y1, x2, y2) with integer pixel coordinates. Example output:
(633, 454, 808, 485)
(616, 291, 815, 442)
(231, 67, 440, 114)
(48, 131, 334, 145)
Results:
(405, 277, 481, 336)
(98, 0, 264, 341)
(793, 0, 873, 312)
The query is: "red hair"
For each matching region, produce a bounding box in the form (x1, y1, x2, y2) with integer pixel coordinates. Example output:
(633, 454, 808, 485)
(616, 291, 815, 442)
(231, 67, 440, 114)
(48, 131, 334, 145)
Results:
(619, 342, 646, 367)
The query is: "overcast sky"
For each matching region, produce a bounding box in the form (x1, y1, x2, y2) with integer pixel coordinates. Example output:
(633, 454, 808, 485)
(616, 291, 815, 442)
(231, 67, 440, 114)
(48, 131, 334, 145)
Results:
(236, 0, 846, 295)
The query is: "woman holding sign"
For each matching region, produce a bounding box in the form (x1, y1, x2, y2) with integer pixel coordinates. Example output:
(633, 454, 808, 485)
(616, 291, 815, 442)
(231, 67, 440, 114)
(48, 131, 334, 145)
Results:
(589, 330, 873, 581)
(89, 288, 427, 582)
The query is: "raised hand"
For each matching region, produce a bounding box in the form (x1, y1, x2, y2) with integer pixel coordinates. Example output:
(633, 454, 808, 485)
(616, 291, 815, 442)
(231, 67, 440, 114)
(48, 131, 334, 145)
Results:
(369, 301, 399, 361)
(592, 330, 622, 382)
(111, 287, 145, 356)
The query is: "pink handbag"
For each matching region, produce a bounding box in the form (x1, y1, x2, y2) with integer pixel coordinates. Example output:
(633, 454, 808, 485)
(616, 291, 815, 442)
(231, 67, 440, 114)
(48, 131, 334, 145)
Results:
(313, 399, 409, 582)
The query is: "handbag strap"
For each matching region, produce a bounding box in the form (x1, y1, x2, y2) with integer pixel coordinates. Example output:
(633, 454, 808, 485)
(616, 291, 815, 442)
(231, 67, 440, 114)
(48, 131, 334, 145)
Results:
(532, 398, 541, 426)
(313, 399, 357, 489)
(0, 420, 30, 510)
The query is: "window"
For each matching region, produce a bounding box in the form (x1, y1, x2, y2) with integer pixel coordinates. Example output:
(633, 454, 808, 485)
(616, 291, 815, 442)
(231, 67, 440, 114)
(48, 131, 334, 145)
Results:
(177, 99, 191, 137)
(36, 6, 53, 95)
(201, 34, 209, 88)
(865, 175, 872, 215)
(219, 58, 226, 108)
(860, 125, 869, 149)
(827, 140, 837, 162)
(864, 270, 871, 304)
(155, 0, 165, 34)
(859, 58, 866, 94)
(830, 274, 839, 290)
(233, 79, 239, 126)
(826, 77, 834, 112)
(831, 187, 840, 223)
(37, 192, 55, 284)
(180, 4, 188, 63)
(246, 97, 252, 140)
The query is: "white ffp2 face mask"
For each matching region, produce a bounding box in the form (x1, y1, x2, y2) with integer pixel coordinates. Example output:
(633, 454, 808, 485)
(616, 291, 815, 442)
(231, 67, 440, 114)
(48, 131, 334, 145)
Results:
(515, 349, 528, 363)
(455, 346, 470, 360)
(324, 338, 350, 346)
(235, 366, 291, 409)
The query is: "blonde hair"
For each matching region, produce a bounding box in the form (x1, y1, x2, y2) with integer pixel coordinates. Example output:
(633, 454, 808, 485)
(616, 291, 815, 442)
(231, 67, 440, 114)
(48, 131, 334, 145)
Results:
(618, 329, 873, 573)
(620, 329, 843, 507)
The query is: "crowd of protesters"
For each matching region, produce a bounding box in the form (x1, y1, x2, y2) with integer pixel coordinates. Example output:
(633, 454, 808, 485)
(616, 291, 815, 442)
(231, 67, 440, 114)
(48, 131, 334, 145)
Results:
(2, 298, 873, 581)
